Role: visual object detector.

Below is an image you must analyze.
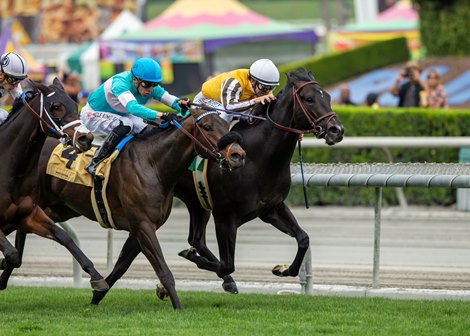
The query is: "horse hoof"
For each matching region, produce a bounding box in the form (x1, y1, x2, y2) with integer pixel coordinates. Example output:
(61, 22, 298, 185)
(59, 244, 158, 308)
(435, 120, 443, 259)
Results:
(222, 280, 238, 294)
(178, 247, 196, 259)
(91, 289, 108, 305)
(272, 264, 289, 277)
(156, 283, 170, 301)
(90, 278, 110, 292)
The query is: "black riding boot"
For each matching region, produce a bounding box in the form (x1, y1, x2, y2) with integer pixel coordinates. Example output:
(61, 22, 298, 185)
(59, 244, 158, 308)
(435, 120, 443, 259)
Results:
(86, 124, 131, 179)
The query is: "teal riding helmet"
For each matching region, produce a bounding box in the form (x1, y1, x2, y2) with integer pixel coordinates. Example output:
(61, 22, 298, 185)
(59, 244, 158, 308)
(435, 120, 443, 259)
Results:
(131, 58, 163, 83)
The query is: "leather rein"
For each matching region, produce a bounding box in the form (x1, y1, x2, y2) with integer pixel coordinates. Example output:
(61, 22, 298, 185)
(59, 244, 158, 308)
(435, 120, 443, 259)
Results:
(169, 111, 224, 163)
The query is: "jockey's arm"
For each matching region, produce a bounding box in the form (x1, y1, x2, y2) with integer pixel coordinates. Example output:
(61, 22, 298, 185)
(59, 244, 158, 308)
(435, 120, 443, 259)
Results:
(220, 79, 253, 112)
(10, 84, 23, 100)
(116, 92, 163, 121)
(151, 86, 183, 114)
(124, 100, 163, 120)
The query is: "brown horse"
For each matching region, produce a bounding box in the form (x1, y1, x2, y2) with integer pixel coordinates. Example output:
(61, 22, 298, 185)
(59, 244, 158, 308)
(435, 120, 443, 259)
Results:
(0, 78, 107, 292)
(5, 109, 245, 309)
(173, 68, 345, 293)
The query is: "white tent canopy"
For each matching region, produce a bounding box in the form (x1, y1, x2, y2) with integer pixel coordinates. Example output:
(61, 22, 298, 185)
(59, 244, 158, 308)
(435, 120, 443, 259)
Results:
(66, 10, 143, 91)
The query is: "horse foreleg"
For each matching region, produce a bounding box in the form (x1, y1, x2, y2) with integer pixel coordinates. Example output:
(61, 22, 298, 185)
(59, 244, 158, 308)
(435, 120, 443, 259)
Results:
(134, 220, 181, 310)
(211, 213, 240, 293)
(0, 228, 20, 267)
(91, 235, 141, 305)
(179, 206, 225, 273)
(260, 202, 309, 277)
(0, 230, 26, 290)
(18, 205, 108, 292)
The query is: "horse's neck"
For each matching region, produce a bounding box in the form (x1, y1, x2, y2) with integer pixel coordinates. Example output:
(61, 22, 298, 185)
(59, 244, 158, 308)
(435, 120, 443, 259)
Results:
(0, 106, 45, 176)
(145, 124, 196, 184)
(246, 98, 299, 168)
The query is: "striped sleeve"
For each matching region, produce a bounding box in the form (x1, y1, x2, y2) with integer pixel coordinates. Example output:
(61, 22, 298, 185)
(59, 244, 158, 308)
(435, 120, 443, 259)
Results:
(220, 78, 253, 112)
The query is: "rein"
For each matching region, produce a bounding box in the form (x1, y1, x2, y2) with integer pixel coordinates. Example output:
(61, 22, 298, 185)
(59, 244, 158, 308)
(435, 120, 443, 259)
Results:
(169, 111, 223, 162)
(190, 102, 267, 121)
(266, 80, 337, 137)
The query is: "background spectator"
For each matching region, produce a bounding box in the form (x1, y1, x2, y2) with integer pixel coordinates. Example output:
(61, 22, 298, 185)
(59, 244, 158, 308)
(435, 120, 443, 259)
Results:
(365, 92, 380, 109)
(390, 61, 426, 107)
(338, 84, 356, 105)
(59, 71, 82, 103)
(424, 69, 449, 108)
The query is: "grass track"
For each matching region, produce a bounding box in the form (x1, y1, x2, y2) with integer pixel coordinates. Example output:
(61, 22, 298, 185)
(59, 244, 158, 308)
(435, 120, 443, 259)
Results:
(1, 286, 469, 335)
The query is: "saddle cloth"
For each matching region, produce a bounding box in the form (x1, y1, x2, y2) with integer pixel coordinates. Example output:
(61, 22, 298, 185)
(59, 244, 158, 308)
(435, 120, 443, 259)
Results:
(46, 137, 132, 229)
(188, 156, 214, 211)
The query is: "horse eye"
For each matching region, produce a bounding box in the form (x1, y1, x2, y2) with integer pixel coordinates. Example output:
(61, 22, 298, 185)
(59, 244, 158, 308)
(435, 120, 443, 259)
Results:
(306, 97, 314, 103)
(51, 104, 61, 111)
(203, 125, 212, 131)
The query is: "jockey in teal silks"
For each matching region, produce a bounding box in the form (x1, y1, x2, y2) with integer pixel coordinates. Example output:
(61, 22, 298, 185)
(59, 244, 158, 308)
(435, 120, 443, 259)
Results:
(80, 57, 190, 179)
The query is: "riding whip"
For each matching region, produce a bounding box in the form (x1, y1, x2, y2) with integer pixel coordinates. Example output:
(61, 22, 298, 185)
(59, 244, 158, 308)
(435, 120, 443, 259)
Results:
(190, 102, 267, 121)
(297, 139, 309, 209)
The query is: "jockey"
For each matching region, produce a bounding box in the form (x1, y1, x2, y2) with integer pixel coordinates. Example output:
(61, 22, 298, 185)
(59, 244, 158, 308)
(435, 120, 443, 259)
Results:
(81, 57, 190, 178)
(193, 58, 279, 123)
(0, 52, 28, 125)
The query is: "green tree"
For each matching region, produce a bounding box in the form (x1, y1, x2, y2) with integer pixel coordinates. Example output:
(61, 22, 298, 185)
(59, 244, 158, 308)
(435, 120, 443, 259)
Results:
(415, 0, 470, 56)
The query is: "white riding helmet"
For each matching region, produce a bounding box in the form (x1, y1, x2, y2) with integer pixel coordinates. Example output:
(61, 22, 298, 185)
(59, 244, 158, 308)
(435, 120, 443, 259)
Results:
(249, 59, 280, 86)
(0, 52, 28, 79)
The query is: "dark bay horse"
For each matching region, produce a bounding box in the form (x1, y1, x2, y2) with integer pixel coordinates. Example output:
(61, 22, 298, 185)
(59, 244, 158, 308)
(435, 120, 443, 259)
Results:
(0, 78, 107, 292)
(174, 68, 344, 293)
(7, 109, 245, 309)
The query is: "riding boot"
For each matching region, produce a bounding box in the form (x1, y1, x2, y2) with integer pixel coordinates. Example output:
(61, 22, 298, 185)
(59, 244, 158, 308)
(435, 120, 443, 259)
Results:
(86, 124, 131, 179)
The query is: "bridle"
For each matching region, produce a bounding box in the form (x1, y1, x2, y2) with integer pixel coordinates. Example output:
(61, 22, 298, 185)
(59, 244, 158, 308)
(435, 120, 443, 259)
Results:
(167, 111, 226, 166)
(266, 80, 337, 138)
(22, 89, 88, 147)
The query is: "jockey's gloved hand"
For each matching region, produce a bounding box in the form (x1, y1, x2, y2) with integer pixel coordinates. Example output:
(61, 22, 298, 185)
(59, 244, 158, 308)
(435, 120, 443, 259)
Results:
(161, 112, 178, 123)
(178, 98, 191, 113)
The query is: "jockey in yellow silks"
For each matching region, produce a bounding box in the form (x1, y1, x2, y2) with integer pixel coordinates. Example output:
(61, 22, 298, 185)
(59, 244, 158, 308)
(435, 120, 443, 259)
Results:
(193, 59, 280, 123)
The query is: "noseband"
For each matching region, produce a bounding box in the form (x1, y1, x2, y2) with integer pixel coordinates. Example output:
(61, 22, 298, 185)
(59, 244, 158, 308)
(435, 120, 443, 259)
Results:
(266, 80, 337, 137)
(22, 90, 85, 146)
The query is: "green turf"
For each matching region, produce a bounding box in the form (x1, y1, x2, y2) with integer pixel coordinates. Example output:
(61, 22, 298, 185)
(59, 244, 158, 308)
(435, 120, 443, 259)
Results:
(1, 286, 469, 335)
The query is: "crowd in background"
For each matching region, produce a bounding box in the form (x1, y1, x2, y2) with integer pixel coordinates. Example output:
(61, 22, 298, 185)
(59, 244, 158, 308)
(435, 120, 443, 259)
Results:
(336, 61, 449, 109)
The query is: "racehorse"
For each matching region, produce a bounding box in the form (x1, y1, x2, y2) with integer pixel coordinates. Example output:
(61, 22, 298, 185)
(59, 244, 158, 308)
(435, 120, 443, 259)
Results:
(0, 78, 107, 292)
(174, 68, 344, 293)
(3, 108, 246, 309)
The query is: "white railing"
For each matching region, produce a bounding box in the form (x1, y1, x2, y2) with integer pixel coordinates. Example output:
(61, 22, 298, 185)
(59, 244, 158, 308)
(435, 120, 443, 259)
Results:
(62, 137, 470, 291)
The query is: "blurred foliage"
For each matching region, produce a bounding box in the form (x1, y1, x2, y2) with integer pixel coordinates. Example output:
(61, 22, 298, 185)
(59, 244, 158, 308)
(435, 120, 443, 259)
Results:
(415, 0, 470, 56)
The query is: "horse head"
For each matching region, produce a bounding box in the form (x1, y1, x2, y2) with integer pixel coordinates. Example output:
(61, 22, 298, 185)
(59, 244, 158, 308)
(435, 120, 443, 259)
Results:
(275, 68, 344, 145)
(28, 78, 93, 152)
(186, 108, 246, 170)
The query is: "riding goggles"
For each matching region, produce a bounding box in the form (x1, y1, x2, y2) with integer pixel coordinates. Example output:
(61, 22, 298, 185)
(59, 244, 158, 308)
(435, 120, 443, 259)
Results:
(3, 73, 26, 85)
(256, 82, 275, 92)
(139, 80, 160, 89)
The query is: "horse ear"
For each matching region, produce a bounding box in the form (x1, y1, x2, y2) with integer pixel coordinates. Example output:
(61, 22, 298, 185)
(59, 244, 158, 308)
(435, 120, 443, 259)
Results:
(53, 77, 65, 90)
(286, 71, 293, 82)
(308, 70, 316, 80)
